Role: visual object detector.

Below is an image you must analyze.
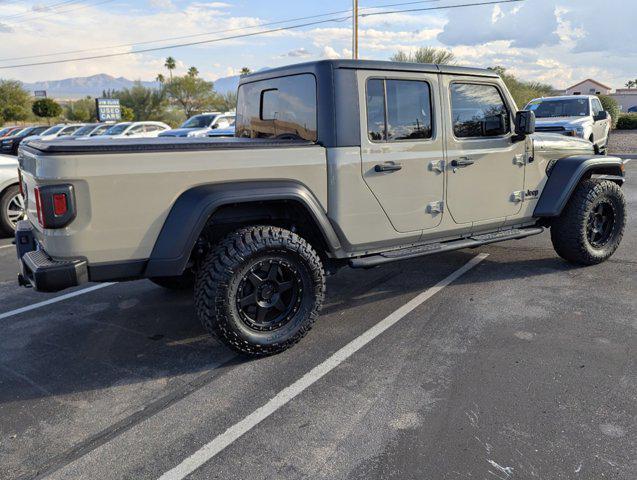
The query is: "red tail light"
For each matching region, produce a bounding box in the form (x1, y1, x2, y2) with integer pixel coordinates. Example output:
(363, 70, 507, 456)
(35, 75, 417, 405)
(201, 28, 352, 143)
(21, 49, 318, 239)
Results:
(34, 186, 45, 228)
(53, 193, 68, 216)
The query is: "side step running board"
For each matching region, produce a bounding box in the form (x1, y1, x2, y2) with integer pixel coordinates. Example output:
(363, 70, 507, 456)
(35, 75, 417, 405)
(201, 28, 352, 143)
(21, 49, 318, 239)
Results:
(350, 227, 544, 269)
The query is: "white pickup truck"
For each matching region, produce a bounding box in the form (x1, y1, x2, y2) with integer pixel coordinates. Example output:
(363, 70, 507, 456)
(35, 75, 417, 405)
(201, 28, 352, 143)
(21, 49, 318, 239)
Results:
(525, 95, 612, 154)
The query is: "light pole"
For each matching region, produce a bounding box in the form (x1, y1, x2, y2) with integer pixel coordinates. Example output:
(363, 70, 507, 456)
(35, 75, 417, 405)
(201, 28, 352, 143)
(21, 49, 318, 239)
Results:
(352, 0, 359, 59)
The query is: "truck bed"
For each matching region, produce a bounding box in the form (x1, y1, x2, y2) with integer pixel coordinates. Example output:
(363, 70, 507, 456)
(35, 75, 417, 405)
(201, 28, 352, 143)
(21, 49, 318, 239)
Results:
(22, 137, 314, 155)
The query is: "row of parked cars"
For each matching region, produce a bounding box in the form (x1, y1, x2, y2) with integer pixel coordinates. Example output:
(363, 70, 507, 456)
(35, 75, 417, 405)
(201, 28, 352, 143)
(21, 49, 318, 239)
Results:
(0, 111, 236, 235)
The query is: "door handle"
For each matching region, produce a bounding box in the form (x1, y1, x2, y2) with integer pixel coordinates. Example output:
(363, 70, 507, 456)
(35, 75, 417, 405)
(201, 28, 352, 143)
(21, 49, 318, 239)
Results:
(450, 157, 475, 168)
(374, 163, 403, 173)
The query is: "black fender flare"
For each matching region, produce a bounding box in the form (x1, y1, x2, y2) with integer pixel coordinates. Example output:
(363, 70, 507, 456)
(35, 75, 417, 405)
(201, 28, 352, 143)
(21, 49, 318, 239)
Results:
(534, 155, 625, 218)
(144, 181, 342, 278)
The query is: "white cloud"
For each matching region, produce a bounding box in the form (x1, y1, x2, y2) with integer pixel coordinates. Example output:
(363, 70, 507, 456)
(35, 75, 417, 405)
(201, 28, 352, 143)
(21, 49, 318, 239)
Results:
(321, 46, 341, 59)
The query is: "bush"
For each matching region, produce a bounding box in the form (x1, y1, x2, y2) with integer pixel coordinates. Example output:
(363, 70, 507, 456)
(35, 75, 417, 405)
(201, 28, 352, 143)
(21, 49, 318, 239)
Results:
(616, 113, 637, 130)
(599, 95, 620, 128)
(32, 98, 62, 119)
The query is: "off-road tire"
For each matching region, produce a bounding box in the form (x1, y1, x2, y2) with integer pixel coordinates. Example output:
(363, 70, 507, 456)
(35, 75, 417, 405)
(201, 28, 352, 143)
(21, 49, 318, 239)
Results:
(195, 226, 325, 356)
(150, 271, 195, 290)
(550, 179, 626, 265)
(0, 185, 21, 236)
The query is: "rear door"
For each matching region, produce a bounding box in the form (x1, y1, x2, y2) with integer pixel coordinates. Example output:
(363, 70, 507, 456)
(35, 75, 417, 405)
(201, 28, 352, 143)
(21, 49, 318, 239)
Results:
(359, 70, 445, 233)
(442, 77, 526, 226)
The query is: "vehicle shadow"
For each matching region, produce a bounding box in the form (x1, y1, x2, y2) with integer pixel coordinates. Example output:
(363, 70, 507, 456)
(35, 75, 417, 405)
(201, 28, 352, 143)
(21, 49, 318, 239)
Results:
(0, 247, 577, 406)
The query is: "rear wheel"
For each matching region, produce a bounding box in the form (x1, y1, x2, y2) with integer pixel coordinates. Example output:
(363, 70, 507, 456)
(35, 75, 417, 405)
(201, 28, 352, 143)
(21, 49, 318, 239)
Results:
(550, 179, 626, 265)
(195, 225, 325, 356)
(0, 185, 25, 235)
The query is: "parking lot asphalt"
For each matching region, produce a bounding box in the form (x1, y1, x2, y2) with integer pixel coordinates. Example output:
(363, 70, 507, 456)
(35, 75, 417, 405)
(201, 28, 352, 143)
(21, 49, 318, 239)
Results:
(0, 163, 635, 480)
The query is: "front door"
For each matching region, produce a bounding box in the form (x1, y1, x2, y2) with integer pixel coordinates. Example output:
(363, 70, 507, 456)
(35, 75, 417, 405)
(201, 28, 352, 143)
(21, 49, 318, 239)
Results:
(442, 78, 526, 226)
(359, 71, 445, 233)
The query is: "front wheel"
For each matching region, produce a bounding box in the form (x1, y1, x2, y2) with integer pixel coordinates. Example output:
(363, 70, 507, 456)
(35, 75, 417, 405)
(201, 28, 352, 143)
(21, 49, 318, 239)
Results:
(550, 179, 626, 265)
(195, 226, 326, 356)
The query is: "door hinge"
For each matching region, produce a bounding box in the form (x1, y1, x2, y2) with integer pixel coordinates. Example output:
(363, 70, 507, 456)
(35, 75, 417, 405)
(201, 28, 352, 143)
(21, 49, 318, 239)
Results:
(511, 191, 525, 203)
(429, 160, 445, 173)
(427, 201, 444, 214)
(513, 154, 526, 166)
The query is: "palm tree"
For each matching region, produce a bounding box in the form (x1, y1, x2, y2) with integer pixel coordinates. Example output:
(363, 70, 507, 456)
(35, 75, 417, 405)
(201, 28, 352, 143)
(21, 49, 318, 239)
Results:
(390, 47, 455, 65)
(626, 80, 636, 89)
(164, 56, 176, 81)
(187, 66, 199, 78)
(240, 67, 252, 77)
(156, 74, 165, 84)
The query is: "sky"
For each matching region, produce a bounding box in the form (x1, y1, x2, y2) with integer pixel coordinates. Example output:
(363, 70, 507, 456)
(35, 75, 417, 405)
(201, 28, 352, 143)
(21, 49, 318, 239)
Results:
(0, 0, 635, 89)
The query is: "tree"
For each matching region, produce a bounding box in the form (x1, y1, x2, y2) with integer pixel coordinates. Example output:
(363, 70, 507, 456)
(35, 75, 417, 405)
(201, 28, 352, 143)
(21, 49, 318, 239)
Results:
(164, 56, 177, 81)
(156, 74, 165, 84)
(391, 47, 455, 65)
(65, 97, 97, 122)
(599, 95, 620, 128)
(626, 80, 636, 89)
(187, 66, 199, 78)
(212, 91, 237, 112)
(32, 98, 62, 123)
(111, 82, 168, 121)
(240, 67, 252, 77)
(488, 66, 553, 108)
(0, 79, 31, 123)
(120, 106, 135, 121)
(165, 75, 216, 117)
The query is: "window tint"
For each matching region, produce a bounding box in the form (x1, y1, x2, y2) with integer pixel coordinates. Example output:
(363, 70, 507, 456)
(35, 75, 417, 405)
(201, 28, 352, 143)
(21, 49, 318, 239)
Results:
(450, 83, 510, 138)
(236, 74, 317, 141)
(366, 79, 386, 141)
(366, 79, 433, 142)
(592, 98, 603, 115)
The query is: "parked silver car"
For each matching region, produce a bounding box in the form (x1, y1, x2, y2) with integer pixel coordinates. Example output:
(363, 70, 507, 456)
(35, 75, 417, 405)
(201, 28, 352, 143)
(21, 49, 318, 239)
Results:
(0, 154, 23, 234)
(524, 95, 611, 154)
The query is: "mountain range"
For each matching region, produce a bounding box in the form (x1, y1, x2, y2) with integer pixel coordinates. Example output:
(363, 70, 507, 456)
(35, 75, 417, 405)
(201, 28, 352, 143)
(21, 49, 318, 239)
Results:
(21, 72, 241, 99)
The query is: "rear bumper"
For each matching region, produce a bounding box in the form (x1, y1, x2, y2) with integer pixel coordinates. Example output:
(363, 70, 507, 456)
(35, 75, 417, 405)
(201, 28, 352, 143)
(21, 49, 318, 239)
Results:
(15, 221, 88, 292)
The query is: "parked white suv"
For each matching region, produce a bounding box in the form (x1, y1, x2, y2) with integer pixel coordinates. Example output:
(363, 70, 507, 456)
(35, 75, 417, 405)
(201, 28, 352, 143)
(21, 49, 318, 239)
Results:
(100, 121, 171, 138)
(25, 123, 86, 142)
(524, 95, 611, 154)
(159, 113, 236, 138)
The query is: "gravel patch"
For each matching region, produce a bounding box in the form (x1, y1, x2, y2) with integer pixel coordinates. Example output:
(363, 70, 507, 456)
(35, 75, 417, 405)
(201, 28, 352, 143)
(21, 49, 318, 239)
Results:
(609, 129, 637, 155)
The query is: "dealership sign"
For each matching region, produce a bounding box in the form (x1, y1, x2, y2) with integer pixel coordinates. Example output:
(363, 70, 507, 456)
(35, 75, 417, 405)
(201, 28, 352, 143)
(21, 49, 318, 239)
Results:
(33, 90, 47, 98)
(95, 98, 122, 122)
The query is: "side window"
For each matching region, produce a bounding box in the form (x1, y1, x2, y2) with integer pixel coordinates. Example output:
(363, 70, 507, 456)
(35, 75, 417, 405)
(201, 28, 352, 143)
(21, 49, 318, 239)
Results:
(366, 78, 433, 142)
(366, 79, 386, 141)
(450, 83, 510, 138)
(592, 99, 603, 115)
(129, 125, 145, 134)
(236, 74, 317, 141)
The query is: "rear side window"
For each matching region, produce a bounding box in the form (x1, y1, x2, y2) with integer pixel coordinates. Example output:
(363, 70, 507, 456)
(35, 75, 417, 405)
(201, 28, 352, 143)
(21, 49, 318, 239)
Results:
(366, 79, 433, 142)
(236, 74, 317, 141)
(450, 83, 510, 138)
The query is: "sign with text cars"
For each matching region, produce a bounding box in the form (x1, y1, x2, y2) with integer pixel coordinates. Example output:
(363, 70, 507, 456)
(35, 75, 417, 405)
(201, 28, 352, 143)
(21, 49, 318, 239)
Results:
(95, 98, 121, 122)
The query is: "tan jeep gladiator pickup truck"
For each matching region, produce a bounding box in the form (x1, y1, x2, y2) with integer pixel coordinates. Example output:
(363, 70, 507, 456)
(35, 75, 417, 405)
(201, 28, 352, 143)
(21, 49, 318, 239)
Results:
(15, 60, 627, 355)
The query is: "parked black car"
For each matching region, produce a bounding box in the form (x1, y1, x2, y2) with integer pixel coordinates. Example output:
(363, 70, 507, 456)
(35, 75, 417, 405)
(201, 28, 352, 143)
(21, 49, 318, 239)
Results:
(0, 126, 48, 156)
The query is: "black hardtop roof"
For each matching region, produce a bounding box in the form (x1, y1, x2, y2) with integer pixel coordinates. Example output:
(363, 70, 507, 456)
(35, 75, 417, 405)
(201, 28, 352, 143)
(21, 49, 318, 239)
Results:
(240, 59, 498, 84)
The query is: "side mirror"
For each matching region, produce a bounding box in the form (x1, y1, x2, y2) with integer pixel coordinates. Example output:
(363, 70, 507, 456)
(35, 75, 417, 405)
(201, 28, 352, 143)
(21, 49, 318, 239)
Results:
(514, 110, 535, 137)
(594, 110, 610, 121)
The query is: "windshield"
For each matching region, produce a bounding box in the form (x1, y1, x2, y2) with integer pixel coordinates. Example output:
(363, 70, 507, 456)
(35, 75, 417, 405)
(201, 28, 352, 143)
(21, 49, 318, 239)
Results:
(181, 114, 217, 129)
(41, 126, 63, 136)
(91, 125, 110, 136)
(104, 123, 130, 135)
(526, 98, 590, 118)
(72, 125, 97, 136)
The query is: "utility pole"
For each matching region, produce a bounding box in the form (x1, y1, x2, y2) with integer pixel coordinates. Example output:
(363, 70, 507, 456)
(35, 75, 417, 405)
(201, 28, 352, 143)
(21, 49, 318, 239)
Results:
(352, 0, 359, 60)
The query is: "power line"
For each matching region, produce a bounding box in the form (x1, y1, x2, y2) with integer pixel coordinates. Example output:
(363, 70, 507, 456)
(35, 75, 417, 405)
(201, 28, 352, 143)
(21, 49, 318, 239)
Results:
(0, 0, 525, 70)
(2, 0, 92, 21)
(0, 0, 440, 63)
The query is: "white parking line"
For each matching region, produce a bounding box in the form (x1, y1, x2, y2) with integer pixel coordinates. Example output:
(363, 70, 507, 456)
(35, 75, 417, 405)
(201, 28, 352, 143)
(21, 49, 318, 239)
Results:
(0, 244, 14, 250)
(158, 253, 489, 480)
(0, 283, 116, 321)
